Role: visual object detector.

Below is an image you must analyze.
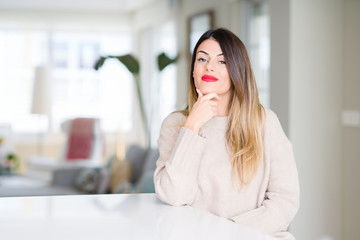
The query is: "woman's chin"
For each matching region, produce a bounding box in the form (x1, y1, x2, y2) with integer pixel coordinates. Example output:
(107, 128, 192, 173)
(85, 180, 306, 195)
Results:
(197, 87, 218, 95)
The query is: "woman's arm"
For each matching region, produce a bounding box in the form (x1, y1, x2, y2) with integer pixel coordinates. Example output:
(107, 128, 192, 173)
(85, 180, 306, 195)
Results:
(154, 113, 206, 206)
(231, 111, 300, 235)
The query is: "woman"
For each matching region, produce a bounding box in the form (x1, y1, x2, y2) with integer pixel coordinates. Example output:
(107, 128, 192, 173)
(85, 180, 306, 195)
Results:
(154, 28, 299, 240)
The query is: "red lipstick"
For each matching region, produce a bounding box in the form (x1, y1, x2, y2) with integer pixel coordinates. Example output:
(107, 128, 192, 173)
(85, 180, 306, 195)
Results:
(201, 75, 219, 82)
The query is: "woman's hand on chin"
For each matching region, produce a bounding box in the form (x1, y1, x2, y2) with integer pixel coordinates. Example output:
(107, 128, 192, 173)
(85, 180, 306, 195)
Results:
(183, 88, 221, 134)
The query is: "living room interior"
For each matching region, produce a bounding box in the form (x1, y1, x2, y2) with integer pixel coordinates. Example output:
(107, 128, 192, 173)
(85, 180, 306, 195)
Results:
(0, 0, 359, 239)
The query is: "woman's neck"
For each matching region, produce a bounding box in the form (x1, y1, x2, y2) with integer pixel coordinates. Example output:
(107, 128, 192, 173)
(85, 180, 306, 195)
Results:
(216, 92, 231, 117)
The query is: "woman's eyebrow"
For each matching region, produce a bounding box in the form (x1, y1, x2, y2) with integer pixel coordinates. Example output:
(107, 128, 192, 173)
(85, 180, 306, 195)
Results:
(197, 50, 224, 56)
(197, 50, 209, 55)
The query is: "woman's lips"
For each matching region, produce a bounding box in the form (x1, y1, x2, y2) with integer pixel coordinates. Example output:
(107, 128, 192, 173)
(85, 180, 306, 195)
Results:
(201, 75, 219, 82)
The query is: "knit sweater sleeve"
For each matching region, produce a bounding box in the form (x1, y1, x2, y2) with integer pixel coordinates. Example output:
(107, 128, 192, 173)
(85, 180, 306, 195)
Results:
(230, 110, 300, 236)
(154, 113, 206, 206)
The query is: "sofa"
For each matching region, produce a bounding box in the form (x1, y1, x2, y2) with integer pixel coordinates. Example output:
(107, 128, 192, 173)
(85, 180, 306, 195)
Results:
(0, 145, 159, 197)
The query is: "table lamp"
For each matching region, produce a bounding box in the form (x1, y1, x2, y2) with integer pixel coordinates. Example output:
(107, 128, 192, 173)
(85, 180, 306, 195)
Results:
(31, 65, 51, 156)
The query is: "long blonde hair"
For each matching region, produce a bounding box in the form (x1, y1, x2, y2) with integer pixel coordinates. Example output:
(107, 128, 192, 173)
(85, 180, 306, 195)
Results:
(181, 28, 264, 185)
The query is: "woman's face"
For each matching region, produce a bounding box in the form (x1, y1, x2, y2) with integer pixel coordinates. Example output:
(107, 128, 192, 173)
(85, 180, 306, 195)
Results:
(193, 39, 232, 97)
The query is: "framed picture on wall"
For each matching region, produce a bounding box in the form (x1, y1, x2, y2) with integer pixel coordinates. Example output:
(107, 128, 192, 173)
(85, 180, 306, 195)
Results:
(187, 10, 214, 58)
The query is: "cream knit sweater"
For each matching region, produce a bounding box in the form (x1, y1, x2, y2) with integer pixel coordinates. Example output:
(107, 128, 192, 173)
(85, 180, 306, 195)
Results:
(154, 109, 300, 240)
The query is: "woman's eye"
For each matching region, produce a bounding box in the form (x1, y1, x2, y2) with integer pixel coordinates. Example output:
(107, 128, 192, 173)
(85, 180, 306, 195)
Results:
(219, 61, 226, 64)
(197, 58, 207, 62)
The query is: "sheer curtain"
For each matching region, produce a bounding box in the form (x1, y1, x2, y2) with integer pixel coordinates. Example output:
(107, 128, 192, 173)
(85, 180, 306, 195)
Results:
(139, 20, 177, 147)
(246, 0, 270, 108)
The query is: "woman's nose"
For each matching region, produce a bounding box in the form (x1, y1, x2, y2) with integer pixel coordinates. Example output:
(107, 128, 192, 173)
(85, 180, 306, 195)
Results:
(206, 60, 214, 71)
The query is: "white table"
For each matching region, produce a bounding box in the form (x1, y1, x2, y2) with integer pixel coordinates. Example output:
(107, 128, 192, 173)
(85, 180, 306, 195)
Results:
(0, 193, 277, 240)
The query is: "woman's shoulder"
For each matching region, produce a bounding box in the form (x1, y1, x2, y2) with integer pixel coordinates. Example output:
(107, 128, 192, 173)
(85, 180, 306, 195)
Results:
(263, 108, 277, 122)
(161, 111, 187, 128)
(263, 108, 283, 129)
(263, 108, 289, 141)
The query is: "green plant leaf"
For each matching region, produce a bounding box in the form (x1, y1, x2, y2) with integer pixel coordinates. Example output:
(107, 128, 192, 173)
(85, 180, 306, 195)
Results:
(94, 56, 106, 70)
(116, 54, 140, 74)
(7, 153, 15, 160)
(157, 52, 178, 71)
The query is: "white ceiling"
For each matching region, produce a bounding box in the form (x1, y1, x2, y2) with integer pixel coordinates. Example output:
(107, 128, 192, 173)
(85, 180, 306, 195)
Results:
(0, 0, 157, 12)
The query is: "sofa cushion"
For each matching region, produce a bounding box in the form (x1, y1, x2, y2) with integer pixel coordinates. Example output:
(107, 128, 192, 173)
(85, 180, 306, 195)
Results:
(96, 168, 111, 194)
(113, 180, 137, 194)
(52, 167, 83, 187)
(137, 170, 156, 193)
(109, 157, 131, 193)
(141, 148, 159, 175)
(75, 167, 102, 194)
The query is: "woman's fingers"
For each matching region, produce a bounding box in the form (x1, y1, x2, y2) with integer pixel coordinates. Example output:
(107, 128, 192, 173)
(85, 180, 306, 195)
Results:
(196, 88, 203, 98)
(209, 100, 218, 106)
(184, 90, 220, 134)
(201, 92, 221, 101)
(195, 90, 219, 117)
(196, 89, 221, 101)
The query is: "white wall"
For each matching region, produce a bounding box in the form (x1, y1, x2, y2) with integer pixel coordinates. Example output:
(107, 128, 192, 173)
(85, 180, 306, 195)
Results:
(288, 0, 344, 239)
(342, 0, 360, 239)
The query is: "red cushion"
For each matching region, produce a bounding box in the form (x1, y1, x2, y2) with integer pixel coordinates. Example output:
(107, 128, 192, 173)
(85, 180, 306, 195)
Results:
(66, 135, 93, 160)
(66, 118, 96, 160)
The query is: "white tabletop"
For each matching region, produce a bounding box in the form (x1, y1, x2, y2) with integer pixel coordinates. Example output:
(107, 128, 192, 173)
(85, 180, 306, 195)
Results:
(0, 193, 277, 240)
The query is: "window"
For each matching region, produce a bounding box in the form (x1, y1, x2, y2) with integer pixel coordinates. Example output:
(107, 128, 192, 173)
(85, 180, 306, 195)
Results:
(0, 29, 133, 133)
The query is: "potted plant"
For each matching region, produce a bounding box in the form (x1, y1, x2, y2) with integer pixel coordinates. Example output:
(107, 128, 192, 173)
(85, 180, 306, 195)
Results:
(94, 52, 178, 147)
(0, 153, 20, 175)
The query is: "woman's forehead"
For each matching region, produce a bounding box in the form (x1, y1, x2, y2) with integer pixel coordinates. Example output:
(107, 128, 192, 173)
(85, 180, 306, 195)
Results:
(197, 39, 223, 56)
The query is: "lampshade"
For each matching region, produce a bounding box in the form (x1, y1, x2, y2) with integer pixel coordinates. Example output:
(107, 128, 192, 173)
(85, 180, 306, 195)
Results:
(31, 66, 51, 115)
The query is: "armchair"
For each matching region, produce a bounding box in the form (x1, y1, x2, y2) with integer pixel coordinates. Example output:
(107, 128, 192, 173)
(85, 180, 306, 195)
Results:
(26, 118, 104, 182)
